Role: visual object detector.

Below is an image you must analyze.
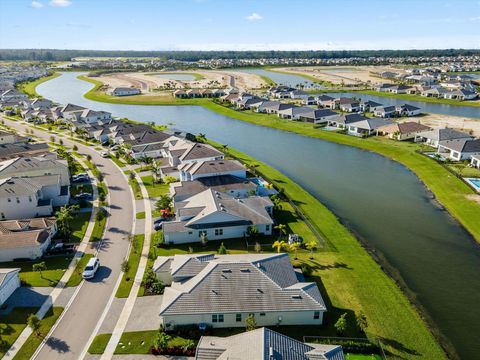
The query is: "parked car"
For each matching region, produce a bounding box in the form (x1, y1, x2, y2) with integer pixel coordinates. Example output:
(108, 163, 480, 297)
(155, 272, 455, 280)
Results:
(100, 151, 109, 158)
(109, 145, 120, 151)
(82, 257, 100, 279)
(74, 192, 92, 200)
(47, 243, 76, 255)
(72, 173, 89, 182)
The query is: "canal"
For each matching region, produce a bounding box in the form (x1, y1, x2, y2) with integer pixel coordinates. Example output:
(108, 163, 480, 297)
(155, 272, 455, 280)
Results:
(38, 72, 480, 359)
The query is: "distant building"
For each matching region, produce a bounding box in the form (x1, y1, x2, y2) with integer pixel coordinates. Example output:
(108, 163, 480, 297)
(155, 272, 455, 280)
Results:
(110, 87, 141, 96)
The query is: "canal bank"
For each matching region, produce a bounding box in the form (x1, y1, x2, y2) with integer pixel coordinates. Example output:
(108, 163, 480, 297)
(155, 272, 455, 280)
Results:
(35, 72, 480, 359)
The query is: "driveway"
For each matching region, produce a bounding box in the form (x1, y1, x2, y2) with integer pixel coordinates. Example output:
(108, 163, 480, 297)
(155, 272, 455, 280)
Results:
(3, 117, 135, 360)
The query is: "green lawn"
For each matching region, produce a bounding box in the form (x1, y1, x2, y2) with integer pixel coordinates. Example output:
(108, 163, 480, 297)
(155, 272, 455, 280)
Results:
(136, 210, 161, 219)
(0, 256, 73, 287)
(116, 234, 145, 298)
(109, 154, 126, 168)
(446, 162, 480, 178)
(90, 209, 107, 242)
(88, 330, 195, 355)
(88, 333, 112, 354)
(140, 175, 169, 198)
(0, 307, 38, 358)
(66, 254, 93, 287)
(126, 172, 143, 200)
(345, 354, 383, 360)
(70, 211, 92, 243)
(12, 307, 63, 360)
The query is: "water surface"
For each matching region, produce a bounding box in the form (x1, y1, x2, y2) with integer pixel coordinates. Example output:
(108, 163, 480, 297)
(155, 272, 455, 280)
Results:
(37, 72, 480, 359)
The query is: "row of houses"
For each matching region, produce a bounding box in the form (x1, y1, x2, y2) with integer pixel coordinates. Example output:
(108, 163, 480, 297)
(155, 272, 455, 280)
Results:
(376, 83, 478, 100)
(173, 88, 227, 98)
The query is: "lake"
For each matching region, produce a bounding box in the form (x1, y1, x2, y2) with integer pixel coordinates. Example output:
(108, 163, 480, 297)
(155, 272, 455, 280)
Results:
(37, 72, 480, 359)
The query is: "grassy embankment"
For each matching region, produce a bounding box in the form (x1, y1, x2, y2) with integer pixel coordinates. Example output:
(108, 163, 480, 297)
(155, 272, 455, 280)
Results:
(16, 72, 61, 98)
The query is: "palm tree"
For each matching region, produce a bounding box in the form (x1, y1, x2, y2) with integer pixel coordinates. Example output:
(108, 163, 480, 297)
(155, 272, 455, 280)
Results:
(197, 133, 207, 143)
(274, 223, 287, 240)
(151, 159, 161, 184)
(221, 144, 229, 153)
(305, 240, 317, 259)
(56, 205, 79, 240)
(272, 240, 286, 253)
(289, 242, 301, 260)
(247, 163, 259, 176)
(247, 225, 258, 239)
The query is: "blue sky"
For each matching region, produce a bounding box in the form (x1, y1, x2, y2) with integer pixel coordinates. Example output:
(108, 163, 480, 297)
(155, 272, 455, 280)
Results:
(1, 0, 479, 50)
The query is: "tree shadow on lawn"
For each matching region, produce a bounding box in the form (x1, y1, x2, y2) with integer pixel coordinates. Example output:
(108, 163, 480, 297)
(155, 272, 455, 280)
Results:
(378, 337, 421, 358)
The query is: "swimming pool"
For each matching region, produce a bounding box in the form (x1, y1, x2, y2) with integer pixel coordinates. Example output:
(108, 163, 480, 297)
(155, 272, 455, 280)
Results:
(465, 178, 480, 192)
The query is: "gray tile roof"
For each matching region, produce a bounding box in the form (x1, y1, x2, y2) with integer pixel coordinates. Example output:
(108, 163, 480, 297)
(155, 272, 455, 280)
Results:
(416, 128, 473, 142)
(159, 253, 326, 316)
(195, 327, 344, 360)
(439, 138, 480, 153)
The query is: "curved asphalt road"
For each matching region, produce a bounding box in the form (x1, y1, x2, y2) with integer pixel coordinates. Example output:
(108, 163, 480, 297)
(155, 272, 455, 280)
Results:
(3, 117, 134, 360)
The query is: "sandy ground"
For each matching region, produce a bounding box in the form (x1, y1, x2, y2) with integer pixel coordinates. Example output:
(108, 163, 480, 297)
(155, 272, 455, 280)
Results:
(275, 65, 402, 85)
(96, 70, 267, 92)
(400, 114, 480, 136)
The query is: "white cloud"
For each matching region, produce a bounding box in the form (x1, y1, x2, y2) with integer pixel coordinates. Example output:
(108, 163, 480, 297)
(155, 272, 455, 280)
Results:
(246, 13, 263, 22)
(50, 0, 71, 7)
(31, 1, 44, 8)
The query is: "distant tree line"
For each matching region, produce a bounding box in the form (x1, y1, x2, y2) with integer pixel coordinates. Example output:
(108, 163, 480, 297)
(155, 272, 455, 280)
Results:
(1, 49, 479, 61)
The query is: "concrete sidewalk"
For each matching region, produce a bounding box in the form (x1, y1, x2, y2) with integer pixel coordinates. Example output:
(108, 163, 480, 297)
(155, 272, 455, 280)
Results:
(2, 150, 100, 360)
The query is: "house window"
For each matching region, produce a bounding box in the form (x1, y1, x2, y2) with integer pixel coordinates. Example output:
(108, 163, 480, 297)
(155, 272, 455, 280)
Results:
(1, 213, 4, 219)
(260, 313, 266, 317)
(266, 225, 270, 232)
(199, 230, 207, 237)
(236, 314, 242, 322)
(215, 229, 223, 236)
(314, 311, 320, 319)
(188, 231, 193, 235)
(16, 197, 20, 203)
(212, 314, 224, 323)
(7, 198, 11, 202)
(29, 196, 32, 202)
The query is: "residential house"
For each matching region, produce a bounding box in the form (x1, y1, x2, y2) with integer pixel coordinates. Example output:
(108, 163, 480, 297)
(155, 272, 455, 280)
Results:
(0, 176, 66, 220)
(290, 89, 308, 100)
(195, 327, 345, 360)
(0, 157, 70, 187)
(347, 118, 393, 137)
(0, 143, 50, 161)
(437, 138, 480, 161)
(421, 87, 448, 98)
(78, 109, 112, 124)
(263, 103, 295, 115)
(373, 106, 397, 118)
(388, 84, 416, 94)
(0, 131, 19, 145)
(396, 104, 422, 116)
(256, 100, 281, 113)
(316, 94, 335, 108)
(376, 83, 395, 92)
(299, 109, 339, 124)
(110, 87, 141, 96)
(471, 154, 480, 169)
(155, 253, 326, 329)
(170, 175, 258, 203)
(277, 106, 313, 120)
(414, 128, 474, 148)
(0, 269, 20, 306)
(162, 189, 273, 244)
(339, 101, 360, 113)
(1, 89, 28, 102)
(304, 96, 316, 106)
(178, 159, 246, 182)
(0, 217, 57, 262)
(328, 114, 370, 129)
(333, 97, 358, 111)
(360, 100, 383, 113)
(444, 89, 478, 100)
(377, 122, 432, 140)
